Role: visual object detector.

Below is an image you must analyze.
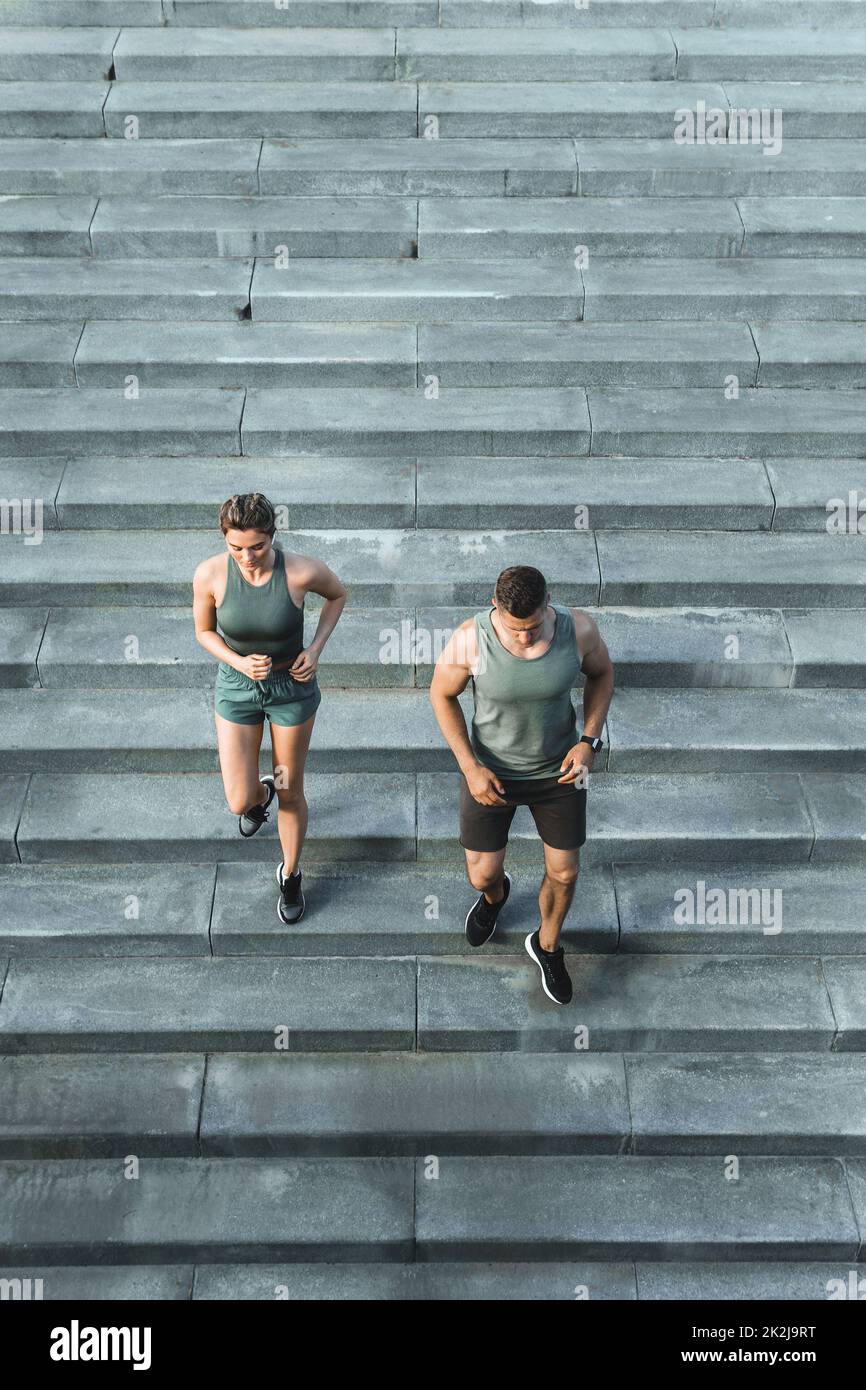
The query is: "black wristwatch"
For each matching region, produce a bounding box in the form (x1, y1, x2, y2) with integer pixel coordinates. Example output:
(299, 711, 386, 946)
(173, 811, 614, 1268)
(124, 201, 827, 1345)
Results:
(579, 734, 604, 753)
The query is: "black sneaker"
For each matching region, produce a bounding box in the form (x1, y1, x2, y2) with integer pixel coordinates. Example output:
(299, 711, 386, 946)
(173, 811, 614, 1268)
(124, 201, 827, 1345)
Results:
(525, 929, 572, 1005)
(238, 775, 276, 838)
(276, 863, 305, 925)
(464, 871, 512, 948)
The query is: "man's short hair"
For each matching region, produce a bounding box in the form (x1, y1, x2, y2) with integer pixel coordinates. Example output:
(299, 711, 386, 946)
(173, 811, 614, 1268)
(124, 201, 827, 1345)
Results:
(494, 565, 548, 618)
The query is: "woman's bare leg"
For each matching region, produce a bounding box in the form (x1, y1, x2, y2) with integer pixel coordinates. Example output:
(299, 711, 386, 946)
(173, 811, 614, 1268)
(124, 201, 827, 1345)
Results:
(215, 713, 266, 814)
(269, 711, 317, 875)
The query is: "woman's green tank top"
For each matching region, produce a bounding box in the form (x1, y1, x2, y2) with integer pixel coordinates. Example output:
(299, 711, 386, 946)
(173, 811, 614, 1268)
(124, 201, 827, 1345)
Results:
(216, 546, 305, 664)
(470, 604, 581, 780)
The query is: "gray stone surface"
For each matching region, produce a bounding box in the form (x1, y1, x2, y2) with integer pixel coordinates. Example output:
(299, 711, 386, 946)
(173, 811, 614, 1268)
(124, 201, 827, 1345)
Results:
(0, 456, 64, 525)
(627, 1055, 866, 1153)
(415, 455, 771, 527)
(0, 195, 96, 256)
(0, 138, 260, 195)
(396, 27, 677, 81)
(608, 688, 866, 772)
(201, 1052, 629, 1154)
(414, 1155, 857, 1260)
(419, 195, 744, 259)
(583, 259, 866, 320)
(419, 324, 758, 387)
(0, 1265, 193, 1300)
(193, 1261, 635, 1299)
(210, 861, 618, 955)
(786, 610, 866, 688)
(801, 775, 866, 863)
(251, 257, 584, 323)
(0, 1157, 414, 1262)
(417, 953, 835, 1051)
(817, 960, 866, 1050)
(615, 864, 866, 954)
(90, 194, 417, 258)
(576, 139, 866, 198)
(0, 608, 46, 688)
(0, 1055, 205, 1156)
(637, 1261, 866, 1301)
(0, 81, 108, 138)
(55, 454, 416, 526)
(0, 956, 416, 1051)
(755, 325, 866, 388)
(725, 82, 866, 139)
(15, 771, 416, 862)
(0, 388, 243, 457)
(740, 198, 866, 258)
(0, 26, 117, 80)
(75, 322, 416, 387)
(841, 1161, 866, 1260)
(113, 26, 397, 80)
(260, 137, 577, 196)
(0, 323, 80, 386)
(419, 771, 815, 865)
(766, 458, 866, 529)
(242, 387, 591, 455)
(597, 530, 866, 607)
(102, 82, 417, 139)
(0, 256, 252, 321)
(0, 863, 214, 956)
(0, 778, 29, 863)
(673, 26, 866, 80)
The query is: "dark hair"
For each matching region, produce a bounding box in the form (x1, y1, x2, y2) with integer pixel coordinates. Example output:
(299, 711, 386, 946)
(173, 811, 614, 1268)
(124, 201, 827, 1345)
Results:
(494, 565, 548, 618)
(219, 493, 276, 537)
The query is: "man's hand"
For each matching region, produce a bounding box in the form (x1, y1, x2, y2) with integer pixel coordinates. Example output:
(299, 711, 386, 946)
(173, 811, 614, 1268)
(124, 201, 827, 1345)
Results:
(289, 648, 319, 682)
(240, 652, 272, 680)
(558, 743, 594, 785)
(465, 764, 508, 805)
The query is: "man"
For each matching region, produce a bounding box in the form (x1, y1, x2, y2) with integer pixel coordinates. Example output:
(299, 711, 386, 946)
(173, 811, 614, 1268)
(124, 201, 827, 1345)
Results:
(429, 565, 614, 1004)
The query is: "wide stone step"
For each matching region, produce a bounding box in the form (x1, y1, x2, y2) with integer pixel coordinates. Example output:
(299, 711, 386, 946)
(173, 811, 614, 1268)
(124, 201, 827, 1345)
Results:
(3, 686, 866, 775)
(4, 769, 844, 864)
(0, 953, 856, 1054)
(249, 258, 584, 322)
(754, 322, 866, 386)
(0, 956, 417, 1051)
(418, 322, 759, 385)
(441, 0, 866, 24)
(581, 259, 866, 320)
(103, 81, 418, 138)
(5, 861, 865, 958)
(112, 27, 398, 81)
(574, 140, 866, 197)
(586, 388, 866, 455)
(2, 1154, 860, 1263)
(0, 602, 834, 692)
(0, 256, 252, 320)
(8, 601, 866, 693)
(419, 196, 744, 259)
(0, 81, 108, 137)
(3, 528, 864, 608)
(0, 198, 96, 257)
(0, 27, 116, 80)
(0, 137, 260, 195)
(258, 138, 576, 196)
(89, 195, 418, 258)
(73, 322, 416, 386)
(671, 26, 866, 80)
(420, 79, 866, 138)
(616, 863, 866, 955)
(0, 388, 244, 455)
(0, 1156, 415, 1263)
(6, 1051, 866, 1158)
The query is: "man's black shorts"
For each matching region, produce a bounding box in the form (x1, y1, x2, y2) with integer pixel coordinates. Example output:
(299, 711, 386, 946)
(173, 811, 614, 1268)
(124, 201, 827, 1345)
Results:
(459, 773, 587, 853)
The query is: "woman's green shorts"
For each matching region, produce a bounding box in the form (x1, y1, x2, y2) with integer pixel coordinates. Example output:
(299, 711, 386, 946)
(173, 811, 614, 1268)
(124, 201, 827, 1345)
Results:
(214, 662, 322, 728)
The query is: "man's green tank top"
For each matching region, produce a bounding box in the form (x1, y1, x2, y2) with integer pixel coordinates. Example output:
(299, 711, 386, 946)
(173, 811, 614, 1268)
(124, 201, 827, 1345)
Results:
(216, 546, 305, 664)
(470, 604, 581, 780)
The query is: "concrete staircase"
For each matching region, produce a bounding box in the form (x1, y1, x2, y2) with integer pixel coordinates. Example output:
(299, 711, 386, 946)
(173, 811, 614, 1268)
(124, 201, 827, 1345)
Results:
(1, 0, 866, 1299)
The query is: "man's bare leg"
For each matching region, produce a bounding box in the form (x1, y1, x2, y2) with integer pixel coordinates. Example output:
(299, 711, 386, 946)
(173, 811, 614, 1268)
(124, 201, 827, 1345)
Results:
(538, 844, 580, 953)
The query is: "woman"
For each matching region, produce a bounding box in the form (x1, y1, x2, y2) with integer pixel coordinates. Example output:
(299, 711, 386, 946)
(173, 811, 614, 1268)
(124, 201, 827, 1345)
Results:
(193, 492, 346, 924)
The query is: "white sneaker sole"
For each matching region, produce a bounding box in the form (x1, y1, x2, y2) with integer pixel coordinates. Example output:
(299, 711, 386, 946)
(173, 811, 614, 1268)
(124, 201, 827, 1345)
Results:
(464, 871, 512, 945)
(525, 931, 568, 1006)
